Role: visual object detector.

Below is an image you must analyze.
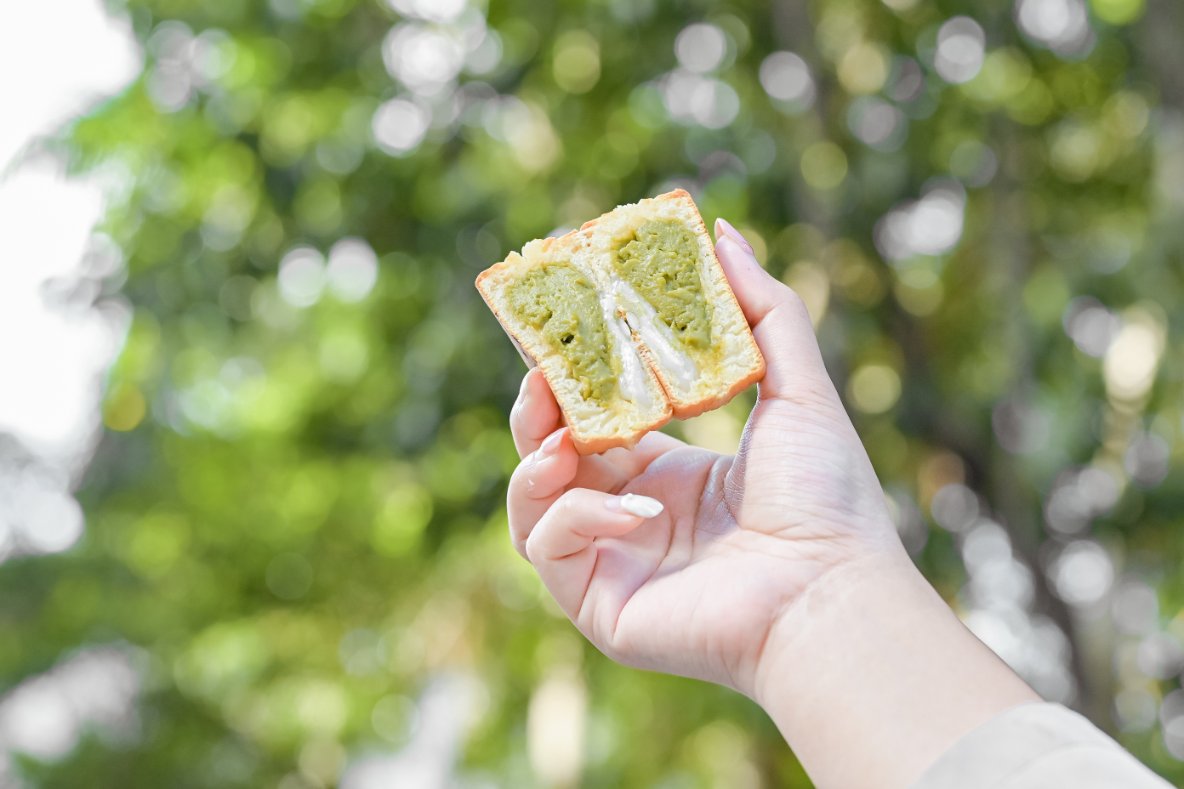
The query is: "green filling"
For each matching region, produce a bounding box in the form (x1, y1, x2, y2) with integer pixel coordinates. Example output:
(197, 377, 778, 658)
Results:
(613, 220, 712, 349)
(505, 263, 619, 404)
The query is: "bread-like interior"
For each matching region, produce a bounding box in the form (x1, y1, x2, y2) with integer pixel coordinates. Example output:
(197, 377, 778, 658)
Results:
(476, 189, 765, 454)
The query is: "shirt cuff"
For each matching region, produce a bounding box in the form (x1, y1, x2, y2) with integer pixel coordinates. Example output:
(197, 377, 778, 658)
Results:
(911, 702, 1172, 789)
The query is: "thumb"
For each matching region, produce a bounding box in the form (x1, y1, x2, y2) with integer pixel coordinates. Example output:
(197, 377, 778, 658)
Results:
(713, 221, 836, 406)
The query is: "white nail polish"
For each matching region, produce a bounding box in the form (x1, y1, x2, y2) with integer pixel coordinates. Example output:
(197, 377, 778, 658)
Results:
(610, 493, 665, 519)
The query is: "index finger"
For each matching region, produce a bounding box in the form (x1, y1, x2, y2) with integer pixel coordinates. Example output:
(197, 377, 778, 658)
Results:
(508, 367, 689, 488)
(510, 367, 562, 458)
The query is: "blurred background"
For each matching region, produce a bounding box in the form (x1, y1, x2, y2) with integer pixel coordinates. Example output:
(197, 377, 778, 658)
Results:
(2, 0, 1183, 785)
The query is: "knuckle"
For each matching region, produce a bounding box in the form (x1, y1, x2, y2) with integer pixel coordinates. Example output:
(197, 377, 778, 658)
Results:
(524, 527, 544, 563)
(521, 488, 589, 565)
(598, 639, 637, 669)
(549, 489, 584, 520)
(509, 453, 542, 492)
(510, 393, 529, 425)
(777, 286, 809, 317)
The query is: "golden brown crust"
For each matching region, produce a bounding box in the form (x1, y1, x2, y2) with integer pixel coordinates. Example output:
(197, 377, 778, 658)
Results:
(666, 363, 766, 419)
(568, 430, 641, 455)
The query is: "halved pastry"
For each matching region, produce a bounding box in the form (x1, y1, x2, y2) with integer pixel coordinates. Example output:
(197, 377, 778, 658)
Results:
(476, 189, 765, 454)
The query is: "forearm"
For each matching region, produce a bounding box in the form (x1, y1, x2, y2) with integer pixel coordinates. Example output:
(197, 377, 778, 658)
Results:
(754, 546, 1041, 789)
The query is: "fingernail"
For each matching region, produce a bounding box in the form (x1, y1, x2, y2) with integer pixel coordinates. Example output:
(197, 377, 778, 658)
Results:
(717, 235, 762, 272)
(538, 427, 566, 456)
(606, 493, 665, 519)
(715, 218, 754, 255)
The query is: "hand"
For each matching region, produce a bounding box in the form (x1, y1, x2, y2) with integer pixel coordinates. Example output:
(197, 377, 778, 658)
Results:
(506, 221, 1040, 788)
(505, 221, 903, 697)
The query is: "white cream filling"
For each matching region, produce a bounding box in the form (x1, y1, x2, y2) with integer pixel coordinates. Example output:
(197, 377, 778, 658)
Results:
(598, 288, 654, 409)
(611, 280, 697, 388)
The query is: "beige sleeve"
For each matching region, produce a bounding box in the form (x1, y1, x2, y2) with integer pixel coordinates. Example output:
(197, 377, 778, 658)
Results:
(912, 702, 1172, 789)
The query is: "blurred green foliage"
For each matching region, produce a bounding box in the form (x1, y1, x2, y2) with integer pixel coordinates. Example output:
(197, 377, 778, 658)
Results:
(5, 0, 1184, 785)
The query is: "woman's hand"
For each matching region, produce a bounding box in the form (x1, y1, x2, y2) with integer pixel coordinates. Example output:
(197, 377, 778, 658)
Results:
(505, 221, 902, 697)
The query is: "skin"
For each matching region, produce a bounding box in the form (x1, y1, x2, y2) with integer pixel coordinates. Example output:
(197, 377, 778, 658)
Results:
(506, 220, 1040, 788)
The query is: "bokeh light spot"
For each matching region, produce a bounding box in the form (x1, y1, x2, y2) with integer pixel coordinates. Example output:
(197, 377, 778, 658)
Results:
(931, 483, 980, 533)
(1089, 0, 1145, 25)
(1049, 121, 1103, 182)
(799, 142, 848, 190)
(278, 246, 326, 308)
(838, 42, 889, 94)
(1125, 432, 1170, 489)
(848, 97, 906, 151)
(875, 182, 966, 261)
(1062, 297, 1119, 357)
(935, 17, 985, 84)
(848, 364, 902, 414)
(327, 238, 379, 302)
(382, 23, 466, 95)
(552, 31, 600, 94)
(372, 98, 430, 157)
(759, 51, 815, 111)
(1103, 309, 1165, 403)
(782, 262, 830, 327)
(528, 667, 587, 786)
(386, 0, 468, 24)
(0, 647, 140, 761)
(1016, 0, 1094, 57)
(122, 512, 189, 579)
(103, 383, 146, 432)
(372, 484, 433, 556)
(296, 680, 348, 735)
(675, 23, 728, 74)
(19, 489, 85, 555)
(660, 71, 740, 129)
(1050, 540, 1114, 606)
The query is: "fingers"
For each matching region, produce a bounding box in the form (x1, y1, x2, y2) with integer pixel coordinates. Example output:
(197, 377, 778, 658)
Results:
(510, 367, 561, 458)
(506, 421, 668, 620)
(511, 368, 684, 462)
(714, 220, 836, 406)
(525, 488, 664, 616)
(509, 368, 688, 492)
(507, 423, 677, 552)
(508, 427, 579, 558)
(586, 430, 687, 485)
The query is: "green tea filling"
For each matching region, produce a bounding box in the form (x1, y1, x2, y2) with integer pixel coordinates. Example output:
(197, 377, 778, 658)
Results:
(506, 263, 619, 404)
(613, 220, 712, 350)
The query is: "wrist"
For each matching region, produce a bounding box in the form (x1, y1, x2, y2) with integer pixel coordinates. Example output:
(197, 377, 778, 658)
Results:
(751, 541, 918, 707)
(752, 541, 1039, 789)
